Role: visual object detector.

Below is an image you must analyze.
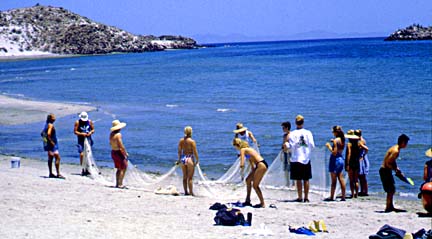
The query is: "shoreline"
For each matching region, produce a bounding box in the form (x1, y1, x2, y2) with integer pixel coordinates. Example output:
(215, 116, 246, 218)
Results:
(0, 94, 96, 125)
(0, 154, 430, 239)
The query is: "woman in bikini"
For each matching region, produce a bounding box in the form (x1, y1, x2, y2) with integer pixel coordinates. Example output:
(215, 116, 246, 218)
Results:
(324, 126, 346, 201)
(177, 126, 199, 196)
(232, 137, 268, 208)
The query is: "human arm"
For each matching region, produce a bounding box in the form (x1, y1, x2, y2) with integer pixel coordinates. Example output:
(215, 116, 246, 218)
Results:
(192, 140, 199, 166)
(358, 140, 369, 153)
(46, 124, 55, 146)
(345, 143, 351, 171)
(424, 164, 428, 181)
(73, 121, 86, 137)
(87, 120, 95, 136)
(249, 131, 258, 145)
(177, 139, 182, 165)
(240, 148, 246, 179)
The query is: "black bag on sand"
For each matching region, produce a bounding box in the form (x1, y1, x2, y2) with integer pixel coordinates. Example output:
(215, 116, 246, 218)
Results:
(214, 208, 245, 226)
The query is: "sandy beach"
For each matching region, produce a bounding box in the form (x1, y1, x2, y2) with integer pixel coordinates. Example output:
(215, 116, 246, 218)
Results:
(0, 154, 430, 239)
(0, 95, 95, 125)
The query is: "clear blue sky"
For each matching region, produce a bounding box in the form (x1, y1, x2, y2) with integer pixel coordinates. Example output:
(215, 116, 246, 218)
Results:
(1, 0, 431, 43)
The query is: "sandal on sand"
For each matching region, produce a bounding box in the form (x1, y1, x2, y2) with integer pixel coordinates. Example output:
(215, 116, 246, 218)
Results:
(56, 174, 66, 179)
(323, 197, 334, 202)
(48, 174, 57, 178)
(303, 199, 310, 203)
(242, 201, 252, 207)
(294, 198, 303, 202)
(253, 204, 264, 208)
(117, 185, 128, 189)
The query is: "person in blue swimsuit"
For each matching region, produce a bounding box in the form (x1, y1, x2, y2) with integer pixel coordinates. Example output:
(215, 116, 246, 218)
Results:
(177, 126, 199, 196)
(324, 126, 346, 201)
(41, 114, 65, 179)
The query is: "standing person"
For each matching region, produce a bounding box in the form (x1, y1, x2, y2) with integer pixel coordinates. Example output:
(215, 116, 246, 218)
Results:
(423, 148, 432, 182)
(379, 134, 410, 212)
(110, 120, 128, 189)
(345, 130, 365, 199)
(74, 111, 95, 176)
(41, 114, 65, 179)
(177, 126, 199, 196)
(355, 129, 370, 196)
(324, 126, 346, 201)
(285, 115, 315, 203)
(233, 138, 268, 208)
(281, 121, 294, 187)
(233, 123, 258, 153)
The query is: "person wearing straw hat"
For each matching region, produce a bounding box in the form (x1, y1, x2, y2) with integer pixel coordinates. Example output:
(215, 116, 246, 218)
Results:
(74, 111, 95, 176)
(423, 148, 432, 182)
(41, 113, 65, 179)
(177, 126, 199, 196)
(379, 134, 410, 212)
(110, 119, 128, 189)
(233, 123, 258, 156)
(285, 115, 315, 203)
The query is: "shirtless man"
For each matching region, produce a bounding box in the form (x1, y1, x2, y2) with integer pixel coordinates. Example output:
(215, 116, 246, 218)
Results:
(379, 134, 410, 212)
(233, 138, 268, 208)
(177, 126, 199, 196)
(109, 120, 128, 189)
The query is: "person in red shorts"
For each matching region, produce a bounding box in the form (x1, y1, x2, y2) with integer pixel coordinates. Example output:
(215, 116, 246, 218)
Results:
(110, 119, 129, 189)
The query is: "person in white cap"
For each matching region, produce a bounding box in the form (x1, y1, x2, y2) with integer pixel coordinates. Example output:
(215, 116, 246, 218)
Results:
(110, 119, 128, 189)
(74, 111, 95, 176)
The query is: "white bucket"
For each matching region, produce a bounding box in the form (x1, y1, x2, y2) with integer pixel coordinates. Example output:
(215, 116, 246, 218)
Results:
(10, 157, 21, 168)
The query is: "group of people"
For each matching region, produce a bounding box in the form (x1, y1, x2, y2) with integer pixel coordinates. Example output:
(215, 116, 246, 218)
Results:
(41, 112, 428, 212)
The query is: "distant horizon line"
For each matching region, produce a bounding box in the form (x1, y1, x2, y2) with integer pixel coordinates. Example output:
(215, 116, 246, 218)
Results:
(198, 36, 387, 45)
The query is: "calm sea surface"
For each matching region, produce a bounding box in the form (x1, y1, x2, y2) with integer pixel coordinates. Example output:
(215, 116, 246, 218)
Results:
(0, 38, 431, 197)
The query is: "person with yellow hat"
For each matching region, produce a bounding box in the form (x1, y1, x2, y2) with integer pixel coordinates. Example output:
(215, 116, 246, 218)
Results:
(109, 119, 128, 189)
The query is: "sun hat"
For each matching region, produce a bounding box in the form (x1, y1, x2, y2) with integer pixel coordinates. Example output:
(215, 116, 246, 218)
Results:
(426, 148, 432, 158)
(345, 129, 359, 139)
(79, 111, 88, 121)
(233, 123, 248, 133)
(110, 120, 126, 132)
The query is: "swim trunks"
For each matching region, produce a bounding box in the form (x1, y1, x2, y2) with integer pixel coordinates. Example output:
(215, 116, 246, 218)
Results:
(379, 167, 395, 193)
(329, 154, 344, 174)
(111, 150, 128, 170)
(290, 161, 312, 180)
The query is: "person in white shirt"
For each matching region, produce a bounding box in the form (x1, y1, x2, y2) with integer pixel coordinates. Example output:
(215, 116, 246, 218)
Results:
(285, 115, 315, 202)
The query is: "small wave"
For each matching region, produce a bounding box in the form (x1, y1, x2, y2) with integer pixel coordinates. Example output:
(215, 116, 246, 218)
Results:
(70, 68, 76, 71)
(166, 104, 179, 108)
(2, 92, 25, 98)
(45, 70, 50, 73)
(399, 192, 417, 198)
(217, 108, 232, 112)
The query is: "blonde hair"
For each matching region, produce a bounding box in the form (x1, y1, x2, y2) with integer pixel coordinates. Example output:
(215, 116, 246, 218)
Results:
(232, 138, 249, 149)
(184, 126, 192, 137)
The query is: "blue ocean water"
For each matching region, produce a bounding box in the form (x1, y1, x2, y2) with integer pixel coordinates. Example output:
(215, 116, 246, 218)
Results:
(0, 38, 431, 196)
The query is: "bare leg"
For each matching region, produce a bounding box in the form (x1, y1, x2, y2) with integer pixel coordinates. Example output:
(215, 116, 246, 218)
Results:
(253, 165, 267, 207)
(330, 173, 337, 200)
(337, 172, 346, 200)
(54, 153, 61, 176)
(385, 191, 395, 212)
(359, 174, 368, 195)
(304, 180, 309, 201)
(181, 164, 189, 195)
(296, 180, 303, 200)
(186, 161, 195, 196)
(115, 169, 121, 187)
(118, 168, 127, 187)
(348, 170, 355, 197)
(353, 171, 359, 198)
(245, 170, 254, 203)
(48, 153, 54, 176)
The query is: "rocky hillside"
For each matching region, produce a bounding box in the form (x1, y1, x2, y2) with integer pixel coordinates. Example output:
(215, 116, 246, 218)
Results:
(0, 5, 198, 55)
(385, 24, 432, 41)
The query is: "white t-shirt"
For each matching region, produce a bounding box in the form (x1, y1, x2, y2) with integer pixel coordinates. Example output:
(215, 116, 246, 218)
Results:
(285, 128, 315, 164)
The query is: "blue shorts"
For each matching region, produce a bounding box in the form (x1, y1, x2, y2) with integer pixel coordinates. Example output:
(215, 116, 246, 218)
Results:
(329, 154, 344, 174)
(359, 154, 369, 175)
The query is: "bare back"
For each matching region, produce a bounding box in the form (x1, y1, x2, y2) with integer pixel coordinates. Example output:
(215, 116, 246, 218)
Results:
(178, 137, 199, 162)
(241, 147, 263, 166)
(381, 144, 399, 170)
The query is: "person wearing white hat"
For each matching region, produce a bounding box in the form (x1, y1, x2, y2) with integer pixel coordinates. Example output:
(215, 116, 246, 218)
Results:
(110, 119, 128, 189)
(74, 111, 95, 176)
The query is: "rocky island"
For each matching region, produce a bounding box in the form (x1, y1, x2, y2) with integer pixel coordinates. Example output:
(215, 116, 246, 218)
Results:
(385, 24, 432, 41)
(0, 4, 199, 57)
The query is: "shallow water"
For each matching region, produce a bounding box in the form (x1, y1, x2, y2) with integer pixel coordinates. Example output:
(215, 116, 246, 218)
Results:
(0, 38, 431, 198)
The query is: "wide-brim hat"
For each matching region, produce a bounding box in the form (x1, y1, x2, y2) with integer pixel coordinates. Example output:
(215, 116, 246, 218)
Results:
(111, 120, 126, 132)
(79, 111, 88, 121)
(233, 123, 247, 133)
(426, 148, 432, 158)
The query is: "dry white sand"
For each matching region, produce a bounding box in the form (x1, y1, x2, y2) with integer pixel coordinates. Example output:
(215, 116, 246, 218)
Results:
(0, 95, 95, 125)
(0, 155, 430, 239)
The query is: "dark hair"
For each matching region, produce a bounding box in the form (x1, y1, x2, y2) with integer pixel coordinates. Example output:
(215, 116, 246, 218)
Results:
(46, 114, 55, 123)
(398, 134, 410, 145)
(281, 121, 291, 130)
(295, 119, 304, 126)
(354, 129, 362, 137)
(332, 126, 345, 145)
